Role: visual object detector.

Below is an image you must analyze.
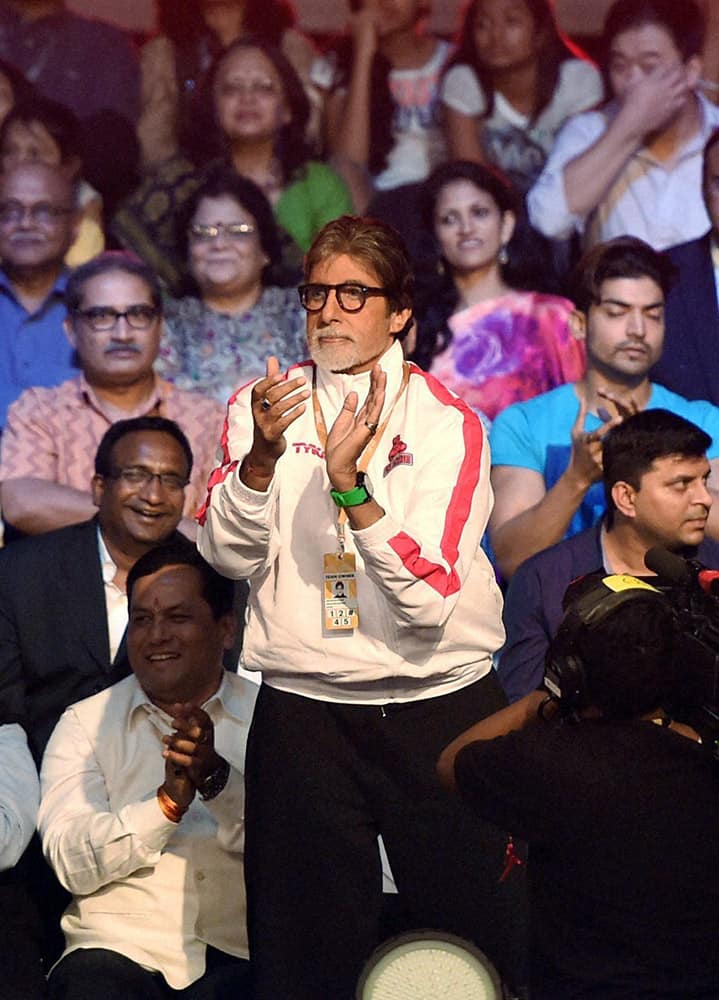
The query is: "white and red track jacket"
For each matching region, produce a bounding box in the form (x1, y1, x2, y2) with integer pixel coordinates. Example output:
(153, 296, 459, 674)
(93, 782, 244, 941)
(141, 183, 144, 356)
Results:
(197, 340, 505, 703)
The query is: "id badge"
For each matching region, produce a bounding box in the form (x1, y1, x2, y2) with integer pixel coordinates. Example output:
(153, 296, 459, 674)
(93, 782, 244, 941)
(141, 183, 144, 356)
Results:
(323, 552, 359, 631)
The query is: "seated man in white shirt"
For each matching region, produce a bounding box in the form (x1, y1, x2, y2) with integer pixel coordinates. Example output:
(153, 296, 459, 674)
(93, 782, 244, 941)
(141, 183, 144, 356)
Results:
(38, 543, 257, 1000)
(527, 0, 719, 251)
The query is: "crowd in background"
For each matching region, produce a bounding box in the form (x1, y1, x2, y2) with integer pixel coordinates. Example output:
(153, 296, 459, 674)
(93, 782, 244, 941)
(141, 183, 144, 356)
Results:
(0, 0, 718, 996)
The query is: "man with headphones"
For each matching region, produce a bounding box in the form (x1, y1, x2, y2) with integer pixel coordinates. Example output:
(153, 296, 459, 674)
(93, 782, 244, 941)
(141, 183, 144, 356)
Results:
(438, 575, 719, 999)
(498, 407, 719, 702)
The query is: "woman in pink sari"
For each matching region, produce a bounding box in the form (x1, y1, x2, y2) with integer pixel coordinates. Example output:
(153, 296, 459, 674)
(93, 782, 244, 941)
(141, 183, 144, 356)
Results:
(412, 160, 585, 422)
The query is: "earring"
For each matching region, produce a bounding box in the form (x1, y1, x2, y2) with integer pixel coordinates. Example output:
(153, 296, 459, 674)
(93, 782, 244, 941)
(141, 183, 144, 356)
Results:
(437, 258, 446, 277)
(498, 244, 509, 266)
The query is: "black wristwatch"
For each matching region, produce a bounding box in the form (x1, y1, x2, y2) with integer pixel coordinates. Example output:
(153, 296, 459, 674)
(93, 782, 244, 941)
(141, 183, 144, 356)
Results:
(198, 757, 230, 801)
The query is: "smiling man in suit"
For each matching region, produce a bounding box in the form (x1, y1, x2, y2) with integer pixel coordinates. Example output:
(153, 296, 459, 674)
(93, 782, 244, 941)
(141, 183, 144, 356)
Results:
(652, 128, 719, 404)
(0, 414, 190, 765)
(0, 414, 191, 974)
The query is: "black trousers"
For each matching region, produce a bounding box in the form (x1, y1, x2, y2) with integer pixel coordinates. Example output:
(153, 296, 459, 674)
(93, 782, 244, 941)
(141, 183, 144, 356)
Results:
(0, 877, 46, 999)
(48, 946, 251, 1000)
(244, 673, 528, 1000)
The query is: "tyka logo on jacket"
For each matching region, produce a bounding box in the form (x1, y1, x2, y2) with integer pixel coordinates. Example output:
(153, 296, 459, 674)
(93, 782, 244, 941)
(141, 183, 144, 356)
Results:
(289, 437, 414, 476)
(383, 435, 414, 477)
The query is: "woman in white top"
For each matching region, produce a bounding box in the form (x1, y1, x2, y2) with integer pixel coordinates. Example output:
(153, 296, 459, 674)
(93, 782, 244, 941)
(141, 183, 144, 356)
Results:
(441, 0, 603, 194)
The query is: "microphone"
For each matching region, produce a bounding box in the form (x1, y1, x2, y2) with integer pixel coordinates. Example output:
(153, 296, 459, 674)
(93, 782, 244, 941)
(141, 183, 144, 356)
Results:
(644, 548, 719, 598)
(644, 547, 692, 584)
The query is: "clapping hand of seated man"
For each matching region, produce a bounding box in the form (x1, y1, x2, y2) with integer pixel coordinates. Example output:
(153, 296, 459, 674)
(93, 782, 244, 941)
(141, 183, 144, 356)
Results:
(240, 356, 311, 492)
(568, 390, 638, 490)
(159, 705, 227, 820)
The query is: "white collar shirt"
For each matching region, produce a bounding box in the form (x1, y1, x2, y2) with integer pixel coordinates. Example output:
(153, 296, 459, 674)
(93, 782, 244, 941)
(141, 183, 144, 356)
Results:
(96, 526, 127, 662)
(0, 723, 39, 871)
(38, 672, 258, 989)
(527, 93, 719, 249)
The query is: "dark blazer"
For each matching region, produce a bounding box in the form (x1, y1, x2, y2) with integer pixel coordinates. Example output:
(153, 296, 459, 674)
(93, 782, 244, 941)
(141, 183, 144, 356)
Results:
(652, 232, 719, 405)
(0, 517, 131, 763)
(497, 522, 719, 704)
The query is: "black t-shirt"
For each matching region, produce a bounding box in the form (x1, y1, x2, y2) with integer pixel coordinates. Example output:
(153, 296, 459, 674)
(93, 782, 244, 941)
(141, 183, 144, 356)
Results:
(455, 720, 719, 999)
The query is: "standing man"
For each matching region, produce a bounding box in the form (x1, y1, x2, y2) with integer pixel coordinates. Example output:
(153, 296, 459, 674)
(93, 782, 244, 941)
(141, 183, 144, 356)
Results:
(528, 0, 719, 250)
(198, 216, 524, 998)
(0, 162, 80, 429)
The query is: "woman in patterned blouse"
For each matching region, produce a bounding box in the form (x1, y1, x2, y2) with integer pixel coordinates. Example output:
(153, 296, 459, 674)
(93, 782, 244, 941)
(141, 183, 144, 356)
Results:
(157, 166, 307, 405)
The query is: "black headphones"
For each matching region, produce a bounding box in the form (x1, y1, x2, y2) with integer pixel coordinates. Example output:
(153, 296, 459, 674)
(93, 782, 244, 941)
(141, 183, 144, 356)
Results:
(544, 574, 669, 716)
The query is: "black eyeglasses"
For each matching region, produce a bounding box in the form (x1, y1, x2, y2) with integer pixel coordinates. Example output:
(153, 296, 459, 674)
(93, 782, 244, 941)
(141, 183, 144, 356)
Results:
(188, 221, 256, 242)
(106, 466, 189, 492)
(298, 282, 390, 314)
(72, 305, 160, 331)
(0, 200, 75, 226)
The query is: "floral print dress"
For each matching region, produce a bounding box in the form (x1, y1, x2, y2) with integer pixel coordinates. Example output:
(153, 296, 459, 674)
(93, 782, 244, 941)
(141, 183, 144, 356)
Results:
(428, 290, 585, 424)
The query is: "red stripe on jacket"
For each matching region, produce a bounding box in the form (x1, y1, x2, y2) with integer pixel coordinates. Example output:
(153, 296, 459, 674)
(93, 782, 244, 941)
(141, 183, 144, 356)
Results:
(388, 368, 484, 598)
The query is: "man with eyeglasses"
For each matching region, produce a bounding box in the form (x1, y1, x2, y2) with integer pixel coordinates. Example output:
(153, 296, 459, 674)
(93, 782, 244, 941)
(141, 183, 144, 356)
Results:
(0, 415, 192, 977)
(198, 216, 526, 999)
(0, 251, 225, 541)
(0, 414, 193, 760)
(0, 162, 81, 432)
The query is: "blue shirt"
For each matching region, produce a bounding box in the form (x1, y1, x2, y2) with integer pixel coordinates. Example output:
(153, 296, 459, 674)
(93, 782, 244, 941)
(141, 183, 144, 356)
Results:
(490, 382, 719, 539)
(0, 270, 79, 430)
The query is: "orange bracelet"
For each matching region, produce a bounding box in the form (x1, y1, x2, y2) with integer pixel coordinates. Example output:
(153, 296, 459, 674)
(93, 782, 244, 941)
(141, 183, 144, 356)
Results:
(157, 785, 187, 824)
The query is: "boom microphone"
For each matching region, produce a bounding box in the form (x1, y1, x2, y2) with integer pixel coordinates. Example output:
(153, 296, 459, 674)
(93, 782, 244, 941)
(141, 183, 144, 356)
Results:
(644, 547, 692, 584)
(644, 548, 719, 597)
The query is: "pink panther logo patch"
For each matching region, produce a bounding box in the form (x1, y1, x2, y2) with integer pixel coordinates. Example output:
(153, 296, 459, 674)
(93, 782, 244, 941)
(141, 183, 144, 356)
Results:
(383, 435, 414, 477)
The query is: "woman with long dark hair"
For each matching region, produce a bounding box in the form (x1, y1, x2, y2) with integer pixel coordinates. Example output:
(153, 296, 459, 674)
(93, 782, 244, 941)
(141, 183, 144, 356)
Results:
(413, 160, 585, 421)
(138, 0, 318, 169)
(440, 0, 602, 194)
(115, 39, 351, 295)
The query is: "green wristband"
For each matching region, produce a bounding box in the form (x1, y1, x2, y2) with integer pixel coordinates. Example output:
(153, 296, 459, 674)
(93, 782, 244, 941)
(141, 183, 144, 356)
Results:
(330, 472, 372, 507)
(330, 484, 372, 507)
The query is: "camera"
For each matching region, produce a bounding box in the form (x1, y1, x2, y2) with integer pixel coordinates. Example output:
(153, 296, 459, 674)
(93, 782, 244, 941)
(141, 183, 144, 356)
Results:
(643, 548, 719, 747)
(543, 555, 719, 758)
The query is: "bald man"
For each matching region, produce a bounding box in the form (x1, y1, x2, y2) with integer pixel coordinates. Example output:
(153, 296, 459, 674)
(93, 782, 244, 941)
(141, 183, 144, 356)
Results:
(0, 162, 80, 430)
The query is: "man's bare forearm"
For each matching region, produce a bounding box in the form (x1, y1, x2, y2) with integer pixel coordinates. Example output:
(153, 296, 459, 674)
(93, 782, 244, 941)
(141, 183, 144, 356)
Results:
(490, 470, 593, 579)
(437, 691, 549, 789)
(1, 479, 96, 534)
(563, 116, 641, 217)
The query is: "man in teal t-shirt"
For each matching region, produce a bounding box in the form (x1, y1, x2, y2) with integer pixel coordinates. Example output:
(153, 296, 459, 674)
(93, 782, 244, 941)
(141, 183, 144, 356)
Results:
(489, 236, 719, 579)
